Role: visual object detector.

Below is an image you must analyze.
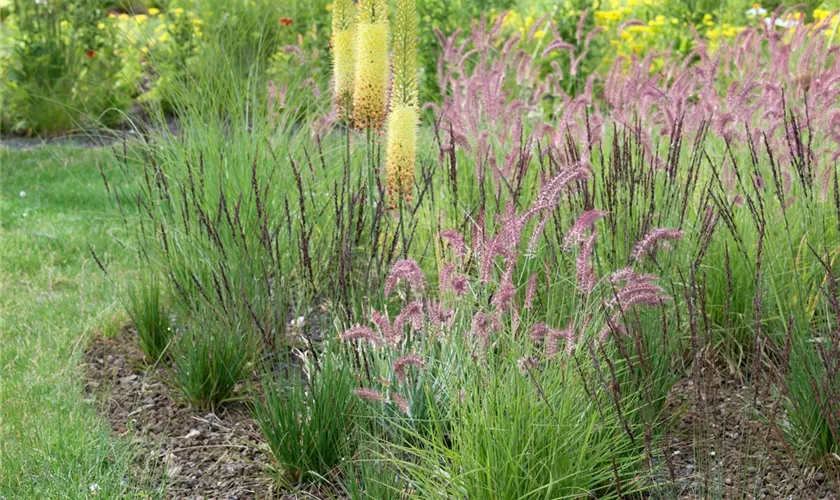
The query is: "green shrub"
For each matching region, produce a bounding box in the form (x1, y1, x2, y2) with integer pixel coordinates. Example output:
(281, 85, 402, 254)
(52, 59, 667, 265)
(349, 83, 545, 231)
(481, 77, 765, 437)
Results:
(1, 0, 135, 133)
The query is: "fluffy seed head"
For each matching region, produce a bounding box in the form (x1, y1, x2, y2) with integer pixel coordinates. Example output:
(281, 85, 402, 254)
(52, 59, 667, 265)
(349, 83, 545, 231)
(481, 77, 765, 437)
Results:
(354, 387, 385, 402)
(518, 356, 540, 375)
(390, 392, 411, 416)
(384, 259, 426, 296)
(440, 230, 467, 258)
(576, 230, 598, 295)
(564, 210, 608, 249)
(341, 326, 380, 345)
(530, 322, 550, 344)
(393, 354, 425, 382)
(371, 311, 399, 346)
(631, 228, 684, 262)
(394, 300, 425, 333)
(524, 274, 538, 309)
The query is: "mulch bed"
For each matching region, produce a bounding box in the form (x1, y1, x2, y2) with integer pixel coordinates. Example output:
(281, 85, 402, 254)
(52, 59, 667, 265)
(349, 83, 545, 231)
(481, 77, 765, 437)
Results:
(83, 328, 280, 500)
(663, 369, 839, 499)
(84, 328, 839, 499)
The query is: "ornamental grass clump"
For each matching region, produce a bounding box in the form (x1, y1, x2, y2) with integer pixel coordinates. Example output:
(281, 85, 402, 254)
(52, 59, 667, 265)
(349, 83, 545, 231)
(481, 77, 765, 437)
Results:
(254, 348, 360, 485)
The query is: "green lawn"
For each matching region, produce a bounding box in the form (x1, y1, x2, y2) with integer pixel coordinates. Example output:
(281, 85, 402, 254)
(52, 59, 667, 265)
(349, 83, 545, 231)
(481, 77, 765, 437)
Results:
(0, 146, 158, 499)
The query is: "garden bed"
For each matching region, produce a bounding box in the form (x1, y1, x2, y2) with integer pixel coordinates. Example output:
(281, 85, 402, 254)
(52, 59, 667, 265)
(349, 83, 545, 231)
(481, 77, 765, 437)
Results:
(663, 373, 838, 499)
(84, 328, 839, 499)
(83, 328, 276, 500)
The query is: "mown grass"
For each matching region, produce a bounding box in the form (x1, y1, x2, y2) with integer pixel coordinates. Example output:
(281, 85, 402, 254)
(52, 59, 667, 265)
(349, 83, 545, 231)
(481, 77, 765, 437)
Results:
(0, 146, 159, 499)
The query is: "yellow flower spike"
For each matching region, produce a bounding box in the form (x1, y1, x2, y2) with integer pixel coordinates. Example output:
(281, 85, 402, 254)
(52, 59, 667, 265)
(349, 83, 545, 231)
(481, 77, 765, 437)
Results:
(353, 0, 389, 130)
(385, 0, 419, 205)
(148, 8, 160, 15)
(385, 105, 418, 204)
(331, 0, 356, 118)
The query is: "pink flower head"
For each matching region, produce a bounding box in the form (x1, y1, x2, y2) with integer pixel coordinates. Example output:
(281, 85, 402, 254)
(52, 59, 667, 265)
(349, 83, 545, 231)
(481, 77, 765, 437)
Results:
(524, 274, 538, 309)
(492, 261, 516, 312)
(529, 164, 590, 214)
(440, 229, 467, 258)
(428, 302, 455, 334)
(607, 281, 671, 311)
(530, 322, 551, 344)
(631, 228, 684, 262)
(564, 210, 608, 250)
(599, 315, 628, 343)
(546, 324, 575, 357)
(451, 274, 469, 296)
(372, 311, 399, 347)
(472, 312, 490, 338)
(609, 267, 659, 285)
(393, 354, 425, 382)
(518, 356, 540, 375)
(439, 263, 456, 293)
(384, 259, 426, 297)
(340, 326, 381, 345)
(390, 392, 411, 416)
(481, 206, 526, 283)
(576, 230, 598, 295)
(395, 301, 425, 333)
(354, 388, 385, 402)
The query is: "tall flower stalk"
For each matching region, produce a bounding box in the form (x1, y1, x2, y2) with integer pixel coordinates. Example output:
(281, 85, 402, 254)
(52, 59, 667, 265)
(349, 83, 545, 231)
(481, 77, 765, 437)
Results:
(330, 0, 356, 120)
(385, 0, 419, 206)
(351, 0, 389, 222)
(352, 0, 389, 130)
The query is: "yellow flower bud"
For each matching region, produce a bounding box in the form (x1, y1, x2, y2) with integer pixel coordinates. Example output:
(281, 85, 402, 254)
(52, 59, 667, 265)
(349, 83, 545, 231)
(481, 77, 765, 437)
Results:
(385, 105, 418, 204)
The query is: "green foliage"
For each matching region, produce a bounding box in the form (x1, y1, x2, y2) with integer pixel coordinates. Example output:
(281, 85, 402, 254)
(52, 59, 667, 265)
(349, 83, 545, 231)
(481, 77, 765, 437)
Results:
(416, 0, 515, 101)
(1, 0, 135, 133)
(124, 275, 172, 363)
(169, 311, 258, 409)
(341, 455, 404, 500)
(254, 350, 360, 485)
(394, 342, 646, 499)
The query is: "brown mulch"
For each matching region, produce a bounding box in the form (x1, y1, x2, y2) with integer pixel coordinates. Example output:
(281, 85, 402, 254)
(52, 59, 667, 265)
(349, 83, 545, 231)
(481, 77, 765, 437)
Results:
(83, 328, 280, 500)
(662, 368, 839, 499)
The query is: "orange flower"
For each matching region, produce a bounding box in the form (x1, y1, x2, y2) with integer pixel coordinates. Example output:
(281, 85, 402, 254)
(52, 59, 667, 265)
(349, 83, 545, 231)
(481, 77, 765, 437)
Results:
(85, 49, 96, 59)
(279, 17, 293, 26)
